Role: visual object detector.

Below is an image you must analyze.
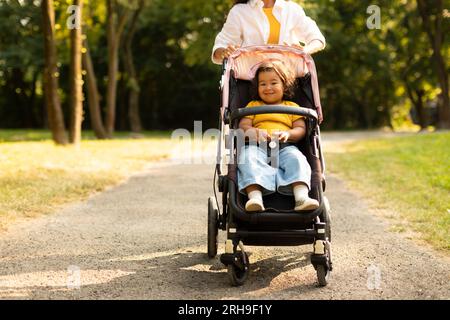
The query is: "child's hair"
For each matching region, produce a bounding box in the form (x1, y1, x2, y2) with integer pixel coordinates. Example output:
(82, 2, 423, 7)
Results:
(251, 60, 296, 101)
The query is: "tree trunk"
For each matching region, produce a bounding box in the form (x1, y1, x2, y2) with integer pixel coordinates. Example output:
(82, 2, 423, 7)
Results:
(124, 1, 143, 133)
(404, 73, 428, 130)
(105, 0, 128, 137)
(417, 0, 450, 128)
(30, 71, 39, 128)
(41, 0, 67, 144)
(105, 0, 118, 137)
(415, 90, 427, 130)
(82, 41, 107, 139)
(117, 76, 128, 131)
(69, 0, 84, 144)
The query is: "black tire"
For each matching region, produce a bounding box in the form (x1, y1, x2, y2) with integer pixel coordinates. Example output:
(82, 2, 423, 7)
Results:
(227, 252, 249, 286)
(207, 197, 219, 258)
(316, 265, 330, 286)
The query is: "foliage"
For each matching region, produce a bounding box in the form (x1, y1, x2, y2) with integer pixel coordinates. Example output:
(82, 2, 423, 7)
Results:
(0, 0, 447, 131)
(0, 0, 44, 128)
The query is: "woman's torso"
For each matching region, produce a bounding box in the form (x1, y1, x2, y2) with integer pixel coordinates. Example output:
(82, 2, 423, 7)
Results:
(232, 1, 302, 46)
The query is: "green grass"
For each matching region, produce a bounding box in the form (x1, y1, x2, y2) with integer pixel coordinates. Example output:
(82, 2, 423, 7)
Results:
(325, 131, 450, 253)
(0, 129, 171, 142)
(0, 130, 178, 229)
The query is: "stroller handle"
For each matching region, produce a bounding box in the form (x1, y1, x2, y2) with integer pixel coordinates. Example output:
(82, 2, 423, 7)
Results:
(230, 106, 318, 123)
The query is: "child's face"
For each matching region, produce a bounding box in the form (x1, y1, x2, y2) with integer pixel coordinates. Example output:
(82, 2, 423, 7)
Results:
(257, 70, 284, 105)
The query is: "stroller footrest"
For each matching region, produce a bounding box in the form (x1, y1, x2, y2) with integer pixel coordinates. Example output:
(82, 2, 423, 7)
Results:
(236, 229, 315, 238)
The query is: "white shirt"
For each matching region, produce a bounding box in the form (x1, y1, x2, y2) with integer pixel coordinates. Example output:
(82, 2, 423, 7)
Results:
(212, 0, 326, 64)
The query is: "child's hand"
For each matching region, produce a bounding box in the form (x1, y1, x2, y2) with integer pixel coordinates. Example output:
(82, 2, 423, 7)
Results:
(258, 129, 270, 142)
(245, 128, 270, 142)
(272, 131, 290, 143)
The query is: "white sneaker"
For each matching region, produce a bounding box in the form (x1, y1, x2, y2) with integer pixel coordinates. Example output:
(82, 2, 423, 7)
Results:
(245, 198, 265, 212)
(294, 197, 319, 212)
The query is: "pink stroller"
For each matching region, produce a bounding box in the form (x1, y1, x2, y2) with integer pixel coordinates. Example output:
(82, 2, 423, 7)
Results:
(207, 45, 332, 286)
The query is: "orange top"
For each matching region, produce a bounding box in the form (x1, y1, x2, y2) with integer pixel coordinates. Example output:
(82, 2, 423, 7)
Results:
(263, 8, 281, 44)
(244, 100, 304, 135)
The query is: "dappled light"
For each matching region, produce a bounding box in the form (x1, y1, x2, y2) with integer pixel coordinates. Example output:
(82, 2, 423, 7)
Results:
(0, 0, 448, 303)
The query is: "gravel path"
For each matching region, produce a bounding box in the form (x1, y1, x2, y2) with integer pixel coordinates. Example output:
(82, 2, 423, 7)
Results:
(0, 132, 449, 299)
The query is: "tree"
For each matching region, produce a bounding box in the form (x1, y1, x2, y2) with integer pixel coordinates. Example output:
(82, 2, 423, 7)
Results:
(0, 1, 46, 129)
(81, 1, 108, 139)
(123, 0, 145, 133)
(69, 0, 84, 144)
(417, 0, 449, 128)
(82, 39, 107, 139)
(105, 0, 129, 137)
(381, 1, 438, 130)
(41, 0, 68, 144)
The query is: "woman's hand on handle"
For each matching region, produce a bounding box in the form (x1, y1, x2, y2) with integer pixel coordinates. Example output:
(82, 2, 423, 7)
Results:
(283, 40, 324, 55)
(214, 45, 240, 62)
(284, 41, 305, 52)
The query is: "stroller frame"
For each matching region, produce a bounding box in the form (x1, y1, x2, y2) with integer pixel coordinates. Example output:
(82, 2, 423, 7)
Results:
(207, 45, 332, 286)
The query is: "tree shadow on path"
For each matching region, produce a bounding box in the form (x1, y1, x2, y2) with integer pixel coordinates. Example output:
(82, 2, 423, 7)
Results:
(0, 249, 323, 299)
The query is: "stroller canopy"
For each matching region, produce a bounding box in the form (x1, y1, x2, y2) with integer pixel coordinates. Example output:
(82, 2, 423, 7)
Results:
(222, 45, 323, 122)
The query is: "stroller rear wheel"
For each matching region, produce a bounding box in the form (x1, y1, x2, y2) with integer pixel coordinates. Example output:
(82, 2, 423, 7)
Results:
(314, 237, 332, 286)
(227, 251, 250, 286)
(207, 197, 219, 258)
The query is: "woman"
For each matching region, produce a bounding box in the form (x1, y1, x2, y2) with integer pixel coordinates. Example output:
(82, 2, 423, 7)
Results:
(212, 0, 326, 64)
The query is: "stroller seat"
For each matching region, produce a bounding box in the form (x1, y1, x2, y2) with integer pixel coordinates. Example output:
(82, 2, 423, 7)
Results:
(227, 76, 324, 223)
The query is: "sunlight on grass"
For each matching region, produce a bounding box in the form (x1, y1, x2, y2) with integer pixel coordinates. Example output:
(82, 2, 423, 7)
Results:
(325, 131, 450, 252)
(0, 131, 184, 229)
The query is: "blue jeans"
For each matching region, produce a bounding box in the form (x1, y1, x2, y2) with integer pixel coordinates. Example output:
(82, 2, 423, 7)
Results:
(237, 145, 312, 196)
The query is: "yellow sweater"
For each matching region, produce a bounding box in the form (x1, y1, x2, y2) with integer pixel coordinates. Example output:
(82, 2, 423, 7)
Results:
(263, 7, 281, 44)
(244, 100, 304, 135)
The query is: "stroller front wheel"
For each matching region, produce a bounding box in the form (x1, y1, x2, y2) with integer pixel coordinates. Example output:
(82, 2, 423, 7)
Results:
(207, 197, 219, 258)
(322, 196, 331, 242)
(227, 251, 250, 286)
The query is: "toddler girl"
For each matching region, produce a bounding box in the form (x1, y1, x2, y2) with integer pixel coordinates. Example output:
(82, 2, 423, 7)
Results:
(238, 60, 319, 212)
